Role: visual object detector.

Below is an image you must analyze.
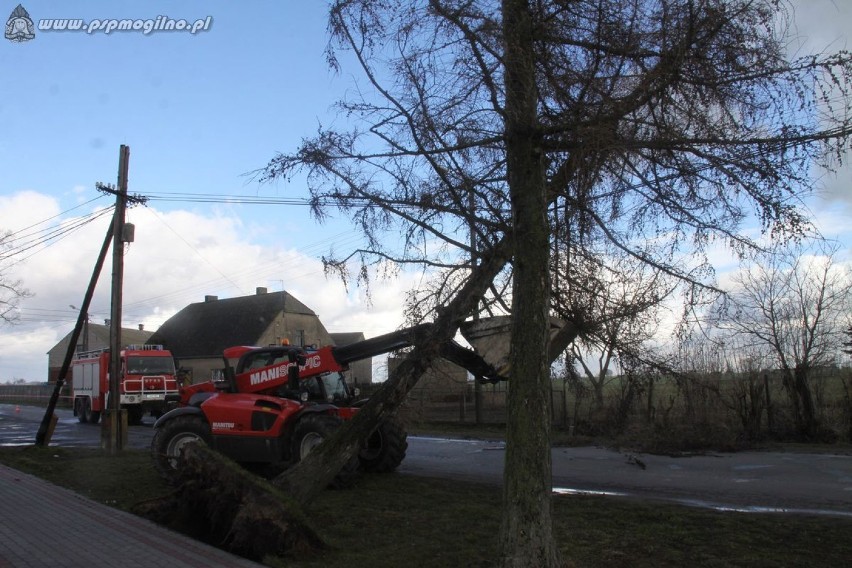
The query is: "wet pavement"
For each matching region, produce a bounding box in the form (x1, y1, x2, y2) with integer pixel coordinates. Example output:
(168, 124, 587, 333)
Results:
(400, 437, 852, 517)
(0, 403, 153, 449)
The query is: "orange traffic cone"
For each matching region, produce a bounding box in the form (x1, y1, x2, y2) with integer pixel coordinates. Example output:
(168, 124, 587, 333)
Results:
(15, 405, 21, 413)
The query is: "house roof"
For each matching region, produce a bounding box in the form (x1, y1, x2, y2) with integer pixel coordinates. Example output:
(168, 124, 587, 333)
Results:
(147, 291, 316, 358)
(47, 324, 155, 358)
(329, 332, 366, 346)
(88, 323, 154, 347)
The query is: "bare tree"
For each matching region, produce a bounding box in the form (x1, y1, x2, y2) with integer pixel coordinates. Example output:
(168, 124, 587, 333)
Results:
(259, 0, 852, 564)
(0, 230, 31, 325)
(715, 336, 776, 440)
(566, 251, 676, 409)
(721, 241, 852, 438)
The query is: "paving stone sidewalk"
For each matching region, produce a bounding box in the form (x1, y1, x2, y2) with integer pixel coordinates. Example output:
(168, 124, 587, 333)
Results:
(0, 463, 264, 568)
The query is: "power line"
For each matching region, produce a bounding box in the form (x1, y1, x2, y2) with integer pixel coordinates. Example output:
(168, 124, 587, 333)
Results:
(1, 207, 115, 268)
(141, 191, 429, 211)
(2, 195, 109, 240)
(143, 192, 316, 205)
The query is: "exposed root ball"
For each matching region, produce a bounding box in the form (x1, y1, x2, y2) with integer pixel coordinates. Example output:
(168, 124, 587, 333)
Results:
(135, 444, 326, 561)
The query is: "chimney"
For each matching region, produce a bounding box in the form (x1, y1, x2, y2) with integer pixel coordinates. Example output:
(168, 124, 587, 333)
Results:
(205, 295, 218, 302)
(256, 287, 268, 295)
(138, 324, 144, 331)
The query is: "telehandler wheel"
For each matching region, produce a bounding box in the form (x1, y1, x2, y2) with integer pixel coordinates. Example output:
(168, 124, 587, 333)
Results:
(291, 413, 359, 488)
(151, 415, 211, 482)
(359, 416, 408, 473)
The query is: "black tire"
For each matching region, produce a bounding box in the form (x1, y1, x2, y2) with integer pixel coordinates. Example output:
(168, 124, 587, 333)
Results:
(80, 398, 93, 424)
(75, 398, 88, 424)
(151, 415, 211, 482)
(89, 410, 101, 425)
(291, 413, 359, 488)
(127, 406, 144, 426)
(359, 416, 408, 473)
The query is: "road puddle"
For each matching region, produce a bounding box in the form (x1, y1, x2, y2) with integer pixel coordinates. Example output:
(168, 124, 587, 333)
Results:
(552, 486, 852, 518)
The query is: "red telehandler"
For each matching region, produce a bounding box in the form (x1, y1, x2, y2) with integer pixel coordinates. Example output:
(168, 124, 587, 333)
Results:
(150, 324, 503, 481)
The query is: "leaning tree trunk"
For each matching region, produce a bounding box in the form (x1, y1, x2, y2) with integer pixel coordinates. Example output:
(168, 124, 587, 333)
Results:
(498, 0, 561, 566)
(274, 236, 515, 506)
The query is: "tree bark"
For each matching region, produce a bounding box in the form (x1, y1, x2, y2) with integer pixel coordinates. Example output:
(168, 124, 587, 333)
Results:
(793, 365, 819, 439)
(499, 0, 561, 566)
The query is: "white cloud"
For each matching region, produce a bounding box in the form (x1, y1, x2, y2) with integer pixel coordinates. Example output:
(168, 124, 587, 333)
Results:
(0, 191, 414, 382)
(0, 191, 62, 228)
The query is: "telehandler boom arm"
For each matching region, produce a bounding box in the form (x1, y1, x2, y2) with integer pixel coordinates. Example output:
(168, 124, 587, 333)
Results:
(223, 323, 505, 396)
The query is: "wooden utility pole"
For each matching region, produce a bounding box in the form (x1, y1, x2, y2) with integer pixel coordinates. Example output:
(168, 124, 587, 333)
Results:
(107, 145, 130, 453)
(93, 145, 144, 453)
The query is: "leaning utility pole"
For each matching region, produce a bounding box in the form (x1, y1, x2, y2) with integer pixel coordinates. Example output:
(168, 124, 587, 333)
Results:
(34, 224, 114, 446)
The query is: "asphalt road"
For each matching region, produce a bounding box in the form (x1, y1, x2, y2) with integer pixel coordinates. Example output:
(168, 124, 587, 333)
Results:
(400, 436, 852, 517)
(0, 403, 155, 450)
(2, 403, 851, 517)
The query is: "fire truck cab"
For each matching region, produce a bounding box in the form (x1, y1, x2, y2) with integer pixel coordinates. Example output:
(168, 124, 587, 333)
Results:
(71, 345, 179, 425)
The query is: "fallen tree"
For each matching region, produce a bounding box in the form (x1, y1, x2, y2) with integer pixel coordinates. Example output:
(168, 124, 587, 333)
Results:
(137, 235, 580, 560)
(133, 444, 327, 561)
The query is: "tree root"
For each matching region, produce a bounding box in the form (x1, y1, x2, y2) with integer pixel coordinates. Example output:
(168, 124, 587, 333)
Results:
(133, 444, 327, 561)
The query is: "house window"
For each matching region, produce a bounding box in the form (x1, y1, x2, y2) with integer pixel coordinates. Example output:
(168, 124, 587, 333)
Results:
(294, 330, 305, 347)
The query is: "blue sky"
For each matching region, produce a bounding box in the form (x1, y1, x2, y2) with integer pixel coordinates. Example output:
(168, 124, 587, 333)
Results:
(1, 0, 851, 381)
(2, 1, 339, 204)
(0, 0, 400, 381)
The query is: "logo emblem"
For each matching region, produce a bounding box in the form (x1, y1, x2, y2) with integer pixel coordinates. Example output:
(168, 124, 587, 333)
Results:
(5, 4, 35, 43)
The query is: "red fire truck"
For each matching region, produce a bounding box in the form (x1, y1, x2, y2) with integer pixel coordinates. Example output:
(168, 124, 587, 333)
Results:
(71, 345, 180, 426)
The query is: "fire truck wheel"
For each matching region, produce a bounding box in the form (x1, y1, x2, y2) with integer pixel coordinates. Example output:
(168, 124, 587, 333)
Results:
(80, 399, 94, 424)
(89, 410, 101, 425)
(291, 414, 359, 488)
(127, 407, 144, 426)
(151, 415, 211, 482)
(75, 398, 88, 424)
(359, 417, 408, 473)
